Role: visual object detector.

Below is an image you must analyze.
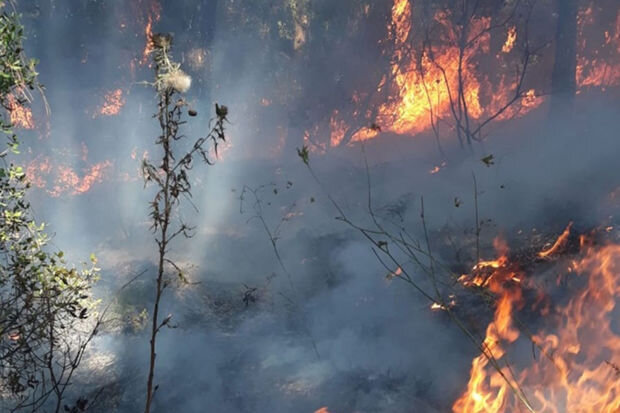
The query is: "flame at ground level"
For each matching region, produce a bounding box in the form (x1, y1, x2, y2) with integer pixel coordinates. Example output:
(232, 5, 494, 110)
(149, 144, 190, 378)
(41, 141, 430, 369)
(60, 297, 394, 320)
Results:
(319, 1, 619, 148)
(94, 89, 126, 118)
(26, 156, 113, 197)
(7, 94, 34, 129)
(453, 243, 620, 413)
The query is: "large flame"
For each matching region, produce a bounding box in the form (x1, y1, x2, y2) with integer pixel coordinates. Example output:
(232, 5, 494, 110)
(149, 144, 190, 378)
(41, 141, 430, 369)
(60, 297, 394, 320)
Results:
(322, 0, 619, 147)
(331, 0, 544, 145)
(453, 235, 620, 412)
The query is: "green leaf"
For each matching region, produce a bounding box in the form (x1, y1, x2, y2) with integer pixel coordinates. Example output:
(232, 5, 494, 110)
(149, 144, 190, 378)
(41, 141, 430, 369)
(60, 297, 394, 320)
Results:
(481, 154, 494, 167)
(297, 145, 310, 165)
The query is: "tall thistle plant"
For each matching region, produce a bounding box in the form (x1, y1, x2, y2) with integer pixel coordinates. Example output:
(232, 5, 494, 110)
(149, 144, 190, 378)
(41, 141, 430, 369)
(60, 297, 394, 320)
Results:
(142, 33, 227, 413)
(0, 4, 99, 412)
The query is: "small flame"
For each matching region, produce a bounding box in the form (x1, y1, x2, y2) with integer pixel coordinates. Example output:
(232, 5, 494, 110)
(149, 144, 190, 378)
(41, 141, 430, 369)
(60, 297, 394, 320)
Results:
(7, 94, 34, 129)
(386, 267, 403, 281)
(538, 222, 573, 258)
(460, 237, 511, 289)
(501, 26, 517, 54)
(329, 110, 348, 147)
(429, 162, 447, 175)
(431, 295, 456, 311)
(94, 89, 125, 118)
(26, 157, 113, 197)
(139, 1, 162, 65)
(576, 7, 620, 89)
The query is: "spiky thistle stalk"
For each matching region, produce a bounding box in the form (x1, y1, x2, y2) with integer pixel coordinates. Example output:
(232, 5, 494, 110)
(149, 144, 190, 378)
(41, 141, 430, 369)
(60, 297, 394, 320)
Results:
(142, 33, 227, 413)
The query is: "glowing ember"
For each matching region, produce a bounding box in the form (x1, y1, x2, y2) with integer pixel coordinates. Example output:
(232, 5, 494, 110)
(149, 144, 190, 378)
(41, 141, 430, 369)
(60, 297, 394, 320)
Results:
(314, 408, 330, 413)
(538, 222, 573, 258)
(386, 266, 403, 281)
(94, 89, 125, 118)
(429, 162, 447, 175)
(520, 89, 541, 109)
(7, 94, 34, 129)
(431, 295, 456, 311)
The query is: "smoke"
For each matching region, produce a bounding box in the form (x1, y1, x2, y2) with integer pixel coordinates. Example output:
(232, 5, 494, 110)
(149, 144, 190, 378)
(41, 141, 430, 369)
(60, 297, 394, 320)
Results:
(8, 1, 620, 412)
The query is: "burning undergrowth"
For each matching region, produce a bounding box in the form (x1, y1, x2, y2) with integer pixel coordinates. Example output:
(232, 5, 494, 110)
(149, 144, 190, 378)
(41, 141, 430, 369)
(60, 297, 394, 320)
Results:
(447, 224, 620, 413)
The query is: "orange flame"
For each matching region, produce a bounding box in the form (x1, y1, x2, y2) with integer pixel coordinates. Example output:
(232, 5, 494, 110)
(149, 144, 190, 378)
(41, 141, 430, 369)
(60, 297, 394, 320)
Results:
(139, 0, 161, 65)
(576, 6, 620, 89)
(501, 26, 517, 54)
(458, 237, 515, 289)
(7, 94, 34, 129)
(94, 89, 125, 118)
(322, 0, 619, 147)
(329, 110, 348, 147)
(365, 1, 541, 140)
(538, 222, 573, 258)
(26, 157, 113, 197)
(453, 238, 620, 413)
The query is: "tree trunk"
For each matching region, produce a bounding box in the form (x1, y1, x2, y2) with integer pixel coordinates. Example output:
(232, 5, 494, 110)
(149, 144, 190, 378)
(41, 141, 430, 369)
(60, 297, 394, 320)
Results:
(550, 0, 578, 114)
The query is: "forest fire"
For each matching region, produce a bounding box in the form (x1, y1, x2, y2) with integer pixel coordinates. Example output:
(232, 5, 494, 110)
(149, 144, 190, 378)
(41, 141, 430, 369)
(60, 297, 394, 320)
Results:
(453, 232, 620, 413)
(3, 1, 620, 412)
